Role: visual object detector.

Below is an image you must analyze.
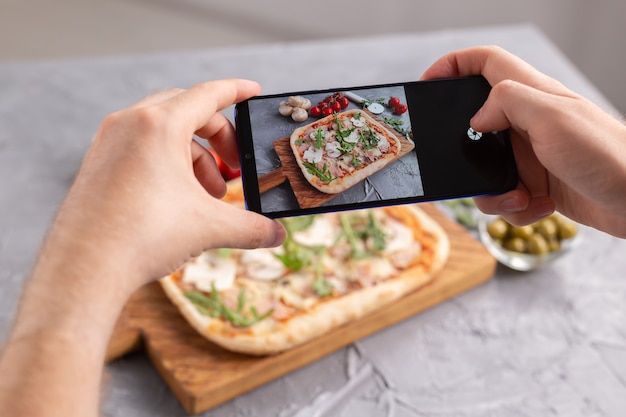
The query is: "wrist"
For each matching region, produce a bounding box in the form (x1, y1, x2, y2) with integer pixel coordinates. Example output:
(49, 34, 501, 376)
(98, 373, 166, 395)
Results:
(11, 219, 142, 343)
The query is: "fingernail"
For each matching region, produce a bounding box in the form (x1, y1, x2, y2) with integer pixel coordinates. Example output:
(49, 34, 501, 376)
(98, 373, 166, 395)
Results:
(271, 221, 287, 246)
(500, 197, 524, 213)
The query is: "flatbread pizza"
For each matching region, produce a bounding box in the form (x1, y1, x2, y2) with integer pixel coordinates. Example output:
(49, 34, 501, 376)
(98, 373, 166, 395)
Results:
(289, 109, 401, 194)
(160, 182, 449, 356)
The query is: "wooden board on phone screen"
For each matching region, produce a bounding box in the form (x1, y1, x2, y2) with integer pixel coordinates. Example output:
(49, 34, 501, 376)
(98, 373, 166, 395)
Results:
(105, 203, 496, 415)
(258, 110, 415, 209)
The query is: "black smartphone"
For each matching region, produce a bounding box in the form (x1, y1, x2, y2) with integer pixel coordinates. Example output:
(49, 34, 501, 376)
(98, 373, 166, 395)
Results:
(235, 75, 517, 218)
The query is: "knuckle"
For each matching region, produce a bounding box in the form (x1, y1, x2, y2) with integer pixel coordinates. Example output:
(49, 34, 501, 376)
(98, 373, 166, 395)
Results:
(491, 78, 520, 96)
(132, 106, 169, 135)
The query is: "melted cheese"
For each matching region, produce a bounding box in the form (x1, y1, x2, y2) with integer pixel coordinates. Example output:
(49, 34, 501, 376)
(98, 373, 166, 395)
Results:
(292, 216, 341, 247)
(182, 252, 236, 291)
(382, 218, 416, 254)
(240, 248, 286, 281)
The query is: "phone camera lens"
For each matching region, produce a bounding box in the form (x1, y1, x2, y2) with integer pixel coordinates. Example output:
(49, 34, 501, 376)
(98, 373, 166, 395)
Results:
(467, 127, 483, 141)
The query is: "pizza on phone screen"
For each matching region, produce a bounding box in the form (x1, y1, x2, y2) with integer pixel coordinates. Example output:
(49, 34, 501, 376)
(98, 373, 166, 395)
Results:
(159, 181, 450, 356)
(290, 109, 401, 194)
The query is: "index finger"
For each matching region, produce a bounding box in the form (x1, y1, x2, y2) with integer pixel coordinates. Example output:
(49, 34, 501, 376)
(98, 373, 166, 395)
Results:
(162, 78, 261, 134)
(420, 46, 569, 95)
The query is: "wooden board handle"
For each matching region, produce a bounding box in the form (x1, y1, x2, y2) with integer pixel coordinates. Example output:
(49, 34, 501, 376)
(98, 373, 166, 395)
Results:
(105, 309, 143, 362)
(258, 168, 286, 194)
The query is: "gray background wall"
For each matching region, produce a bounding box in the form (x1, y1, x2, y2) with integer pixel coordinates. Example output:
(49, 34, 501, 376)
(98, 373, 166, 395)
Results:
(1, 0, 625, 113)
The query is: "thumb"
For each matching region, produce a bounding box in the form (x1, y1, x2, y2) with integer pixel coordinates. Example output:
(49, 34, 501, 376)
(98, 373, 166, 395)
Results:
(470, 79, 547, 134)
(199, 198, 286, 250)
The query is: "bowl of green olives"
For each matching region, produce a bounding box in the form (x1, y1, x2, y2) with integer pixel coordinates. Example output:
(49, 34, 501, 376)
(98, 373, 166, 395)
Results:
(477, 212, 581, 271)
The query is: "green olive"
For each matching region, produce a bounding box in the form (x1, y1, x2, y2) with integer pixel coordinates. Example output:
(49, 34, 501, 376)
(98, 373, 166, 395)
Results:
(548, 238, 562, 252)
(510, 224, 534, 239)
(557, 219, 578, 240)
(537, 218, 558, 240)
(487, 218, 509, 240)
(503, 237, 527, 253)
(527, 234, 550, 255)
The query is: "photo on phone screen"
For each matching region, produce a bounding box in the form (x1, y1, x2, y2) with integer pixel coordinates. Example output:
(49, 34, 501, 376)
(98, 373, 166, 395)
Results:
(236, 76, 518, 218)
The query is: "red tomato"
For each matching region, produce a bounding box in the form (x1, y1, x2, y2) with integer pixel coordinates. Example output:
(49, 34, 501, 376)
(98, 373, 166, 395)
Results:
(318, 101, 328, 108)
(321, 107, 334, 116)
(331, 101, 342, 112)
(338, 97, 350, 109)
(209, 149, 241, 180)
(310, 106, 322, 117)
(388, 97, 401, 108)
(393, 103, 408, 115)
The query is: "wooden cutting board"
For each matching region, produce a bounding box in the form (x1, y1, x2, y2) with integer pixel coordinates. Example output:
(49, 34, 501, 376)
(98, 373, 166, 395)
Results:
(105, 204, 495, 415)
(258, 111, 415, 209)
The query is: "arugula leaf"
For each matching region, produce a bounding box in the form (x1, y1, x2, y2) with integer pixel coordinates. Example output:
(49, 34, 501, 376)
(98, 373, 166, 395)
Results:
(312, 277, 333, 297)
(333, 113, 355, 141)
(366, 212, 387, 252)
(382, 115, 408, 136)
(303, 161, 336, 184)
(339, 214, 368, 259)
(314, 127, 325, 150)
(274, 241, 313, 271)
(339, 211, 387, 258)
(280, 216, 315, 233)
(359, 127, 380, 149)
(184, 286, 274, 328)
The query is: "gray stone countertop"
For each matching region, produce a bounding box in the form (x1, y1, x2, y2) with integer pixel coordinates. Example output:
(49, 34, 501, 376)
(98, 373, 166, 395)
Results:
(1, 24, 626, 417)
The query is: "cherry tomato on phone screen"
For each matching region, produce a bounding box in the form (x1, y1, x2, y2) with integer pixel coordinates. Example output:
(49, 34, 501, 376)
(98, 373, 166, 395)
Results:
(321, 107, 334, 116)
(208, 148, 241, 180)
(393, 104, 408, 115)
(388, 97, 401, 108)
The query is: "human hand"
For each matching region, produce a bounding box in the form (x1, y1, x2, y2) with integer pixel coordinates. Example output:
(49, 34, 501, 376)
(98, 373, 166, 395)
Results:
(422, 46, 626, 238)
(53, 79, 286, 292)
(0, 79, 287, 417)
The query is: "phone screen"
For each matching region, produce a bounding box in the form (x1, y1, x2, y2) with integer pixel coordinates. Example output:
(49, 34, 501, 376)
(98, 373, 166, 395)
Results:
(235, 76, 517, 218)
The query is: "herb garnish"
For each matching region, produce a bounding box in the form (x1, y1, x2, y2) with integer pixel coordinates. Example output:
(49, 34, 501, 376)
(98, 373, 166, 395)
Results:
(275, 216, 317, 271)
(314, 127, 325, 150)
(361, 97, 386, 108)
(185, 285, 274, 328)
(334, 114, 355, 142)
(382, 115, 408, 136)
(359, 127, 380, 149)
(339, 212, 387, 258)
(303, 161, 336, 184)
(312, 277, 333, 297)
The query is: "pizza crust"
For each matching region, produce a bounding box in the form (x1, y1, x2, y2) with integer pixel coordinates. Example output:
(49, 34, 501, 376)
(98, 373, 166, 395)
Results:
(159, 204, 449, 356)
(290, 110, 401, 194)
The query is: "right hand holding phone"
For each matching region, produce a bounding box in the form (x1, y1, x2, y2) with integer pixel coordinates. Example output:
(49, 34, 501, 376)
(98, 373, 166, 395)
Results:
(422, 45, 626, 238)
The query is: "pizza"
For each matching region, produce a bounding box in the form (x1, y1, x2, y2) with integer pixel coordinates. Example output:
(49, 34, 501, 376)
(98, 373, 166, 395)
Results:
(159, 182, 449, 356)
(290, 109, 401, 194)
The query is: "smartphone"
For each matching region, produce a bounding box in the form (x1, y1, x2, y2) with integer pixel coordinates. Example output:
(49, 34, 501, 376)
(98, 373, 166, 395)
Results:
(235, 75, 517, 218)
